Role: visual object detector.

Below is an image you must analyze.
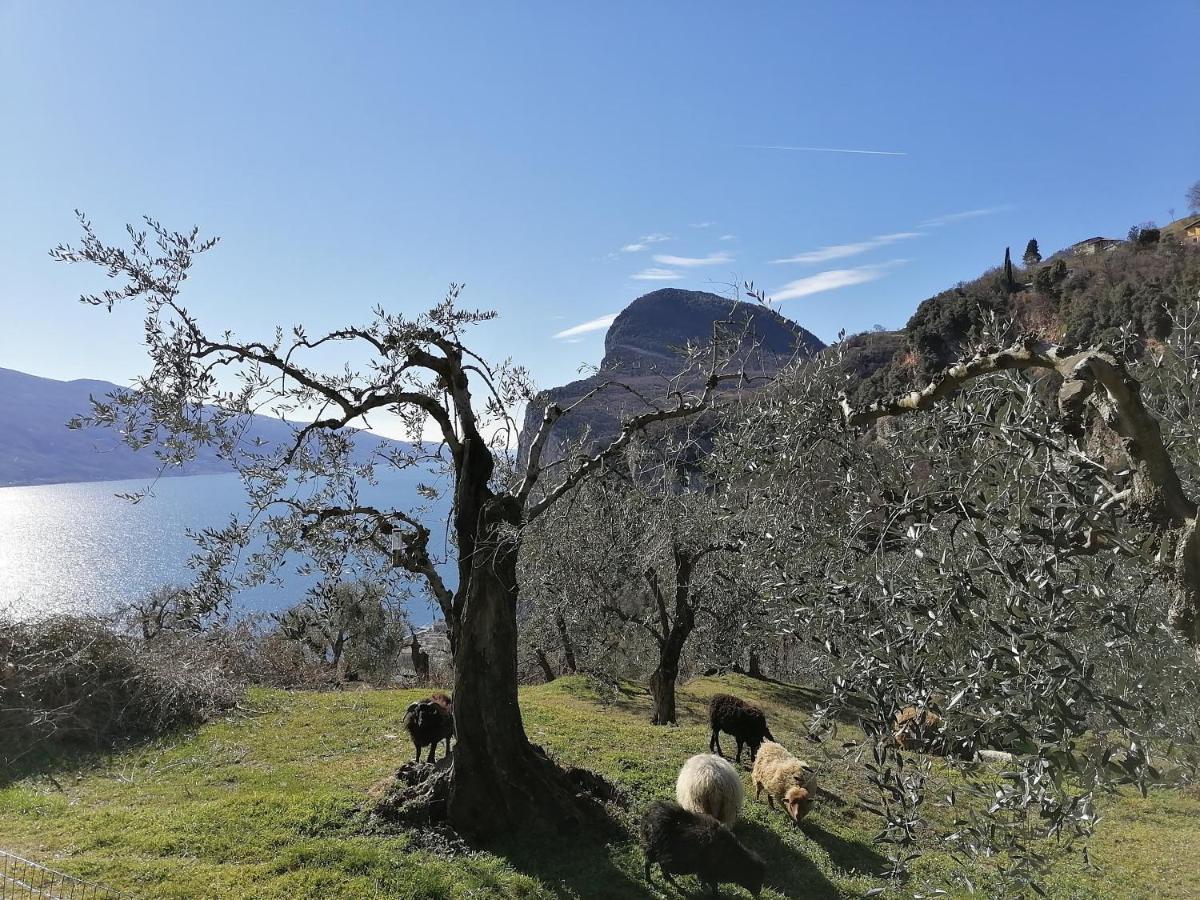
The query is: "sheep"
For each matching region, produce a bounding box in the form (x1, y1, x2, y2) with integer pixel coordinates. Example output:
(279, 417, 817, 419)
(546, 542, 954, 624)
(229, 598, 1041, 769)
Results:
(708, 694, 775, 763)
(893, 706, 945, 753)
(675, 753, 744, 827)
(403, 691, 455, 763)
(640, 800, 765, 898)
(751, 740, 817, 824)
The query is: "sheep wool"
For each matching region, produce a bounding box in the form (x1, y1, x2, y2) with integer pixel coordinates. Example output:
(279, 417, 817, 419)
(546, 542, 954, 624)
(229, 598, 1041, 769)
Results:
(640, 800, 766, 897)
(752, 740, 818, 823)
(675, 753, 744, 826)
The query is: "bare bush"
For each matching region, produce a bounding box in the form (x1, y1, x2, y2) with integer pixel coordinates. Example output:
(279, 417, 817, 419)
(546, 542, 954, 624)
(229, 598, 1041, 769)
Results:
(1, 614, 238, 772)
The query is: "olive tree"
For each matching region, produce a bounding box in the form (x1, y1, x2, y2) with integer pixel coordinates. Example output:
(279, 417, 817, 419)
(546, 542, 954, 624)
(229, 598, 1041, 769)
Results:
(716, 334, 1200, 892)
(520, 430, 759, 724)
(52, 215, 755, 835)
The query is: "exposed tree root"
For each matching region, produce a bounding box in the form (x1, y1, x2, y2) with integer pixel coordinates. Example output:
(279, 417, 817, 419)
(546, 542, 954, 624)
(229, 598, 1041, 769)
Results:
(364, 746, 626, 844)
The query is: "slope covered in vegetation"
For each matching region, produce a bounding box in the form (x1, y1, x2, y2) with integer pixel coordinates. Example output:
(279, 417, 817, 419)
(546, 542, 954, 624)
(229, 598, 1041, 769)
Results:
(840, 235, 1200, 405)
(2, 675, 1196, 899)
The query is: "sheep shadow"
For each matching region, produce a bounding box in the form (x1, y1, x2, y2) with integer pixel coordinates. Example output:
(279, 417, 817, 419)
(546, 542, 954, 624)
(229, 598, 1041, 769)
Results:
(732, 820, 841, 900)
(493, 828, 652, 899)
(798, 821, 889, 879)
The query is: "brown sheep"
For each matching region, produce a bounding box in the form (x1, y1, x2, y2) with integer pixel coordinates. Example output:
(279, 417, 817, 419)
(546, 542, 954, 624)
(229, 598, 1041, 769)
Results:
(752, 740, 817, 824)
(403, 692, 455, 763)
(641, 800, 766, 897)
(708, 693, 776, 763)
(893, 706, 945, 753)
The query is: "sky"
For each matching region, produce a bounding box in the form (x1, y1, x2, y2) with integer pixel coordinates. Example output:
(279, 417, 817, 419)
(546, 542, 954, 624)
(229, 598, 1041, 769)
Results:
(2, 1, 1198, 404)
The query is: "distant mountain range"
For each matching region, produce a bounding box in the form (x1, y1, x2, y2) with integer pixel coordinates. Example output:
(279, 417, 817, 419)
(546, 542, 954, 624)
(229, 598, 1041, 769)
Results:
(0, 367, 405, 487)
(518, 288, 825, 463)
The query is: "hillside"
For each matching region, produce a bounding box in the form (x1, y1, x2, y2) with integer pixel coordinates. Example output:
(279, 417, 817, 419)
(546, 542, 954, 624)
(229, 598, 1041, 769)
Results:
(520, 289, 824, 463)
(0, 367, 407, 487)
(839, 231, 1200, 405)
(2, 675, 1195, 899)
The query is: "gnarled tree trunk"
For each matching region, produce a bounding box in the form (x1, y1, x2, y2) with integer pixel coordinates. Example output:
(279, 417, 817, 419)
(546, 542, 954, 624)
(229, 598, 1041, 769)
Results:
(533, 646, 556, 682)
(446, 496, 604, 837)
(555, 611, 578, 675)
(650, 615, 693, 725)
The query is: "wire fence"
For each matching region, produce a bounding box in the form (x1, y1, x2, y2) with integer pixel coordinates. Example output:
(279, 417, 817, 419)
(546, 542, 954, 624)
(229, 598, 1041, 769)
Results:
(0, 850, 123, 899)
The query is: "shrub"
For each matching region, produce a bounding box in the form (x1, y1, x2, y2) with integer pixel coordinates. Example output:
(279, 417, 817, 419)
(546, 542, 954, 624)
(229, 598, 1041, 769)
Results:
(1, 614, 238, 771)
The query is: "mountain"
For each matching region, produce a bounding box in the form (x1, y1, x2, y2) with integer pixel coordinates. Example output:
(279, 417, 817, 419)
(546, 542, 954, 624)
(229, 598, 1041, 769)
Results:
(519, 289, 825, 463)
(0, 367, 406, 487)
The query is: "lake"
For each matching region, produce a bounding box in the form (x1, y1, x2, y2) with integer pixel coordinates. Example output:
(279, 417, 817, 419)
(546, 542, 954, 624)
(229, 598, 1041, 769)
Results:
(0, 471, 451, 625)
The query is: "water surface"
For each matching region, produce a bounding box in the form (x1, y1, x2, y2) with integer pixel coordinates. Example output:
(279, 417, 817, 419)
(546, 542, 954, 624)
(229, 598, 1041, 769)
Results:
(0, 472, 449, 623)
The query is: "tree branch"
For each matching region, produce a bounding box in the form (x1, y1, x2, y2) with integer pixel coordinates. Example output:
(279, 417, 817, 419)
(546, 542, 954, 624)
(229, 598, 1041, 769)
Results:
(841, 335, 1200, 649)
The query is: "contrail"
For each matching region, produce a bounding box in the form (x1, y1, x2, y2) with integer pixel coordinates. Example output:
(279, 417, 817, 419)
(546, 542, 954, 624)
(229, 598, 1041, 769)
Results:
(737, 144, 907, 156)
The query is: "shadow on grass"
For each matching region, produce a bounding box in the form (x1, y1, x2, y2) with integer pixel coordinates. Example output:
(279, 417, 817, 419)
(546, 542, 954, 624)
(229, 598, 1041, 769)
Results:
(734, 820, 842, 899)
(494, 828, 653, 899)
(0, 724, 203, 788)
(799, 821, 888, 878)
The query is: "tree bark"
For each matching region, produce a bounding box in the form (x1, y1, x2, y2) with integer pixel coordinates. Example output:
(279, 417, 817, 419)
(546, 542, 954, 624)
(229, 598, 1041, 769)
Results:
(649, 663, 678, 726)
(748, 648, 764, 679)
(410, 630, 430, 682)
(445, 496, 603, 837)
(650, 618, 692, 725)
(533, 646, 556, 683)
(555, 611, 578, 675)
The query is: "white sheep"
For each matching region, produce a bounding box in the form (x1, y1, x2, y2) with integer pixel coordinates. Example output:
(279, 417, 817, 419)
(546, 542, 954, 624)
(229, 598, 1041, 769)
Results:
(675, 753, 744, 827)
(751, 740, 817, 823)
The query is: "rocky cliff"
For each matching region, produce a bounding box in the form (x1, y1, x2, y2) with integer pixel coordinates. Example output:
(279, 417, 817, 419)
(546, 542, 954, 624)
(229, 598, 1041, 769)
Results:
(519, 289, 824, 465)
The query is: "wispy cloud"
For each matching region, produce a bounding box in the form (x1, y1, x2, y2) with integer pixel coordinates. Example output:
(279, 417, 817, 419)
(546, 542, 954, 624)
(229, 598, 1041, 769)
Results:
(738, 144, 907, 157)
(553, 313, 618, 339)
(772, 261, 906, 302)
(920, 205, 1013, 228)
(652, 251, 733, 268)
(632, 267, 683, 281)
(689, 221, 714, 229)
(718, 234, 737, 241)
(773, 231, 921, 265)
(620, 232, 671, 253)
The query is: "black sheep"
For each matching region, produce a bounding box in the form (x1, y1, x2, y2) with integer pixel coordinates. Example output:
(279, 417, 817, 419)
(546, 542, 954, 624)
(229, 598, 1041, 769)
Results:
(403, 692, 455, 763)
(640, 800, 765, 898)
(708, 694, 775, 763)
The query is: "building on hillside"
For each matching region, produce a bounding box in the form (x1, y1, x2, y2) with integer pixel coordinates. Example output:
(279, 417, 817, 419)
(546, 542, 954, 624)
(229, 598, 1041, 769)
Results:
(1067, 236, 1123, 256)
(1179, 215, 1200, 244)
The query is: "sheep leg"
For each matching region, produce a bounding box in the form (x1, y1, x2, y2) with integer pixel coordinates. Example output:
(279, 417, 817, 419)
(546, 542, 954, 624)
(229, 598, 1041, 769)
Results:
(427, 743, 438, 764)
(766, 794, 776, 810)
(735, 739, 744, 763)
(755, 781, 763, 801)
(644, 854, 653, 882)
(413, 743, 422, 763)
(710, 728, 722, 756)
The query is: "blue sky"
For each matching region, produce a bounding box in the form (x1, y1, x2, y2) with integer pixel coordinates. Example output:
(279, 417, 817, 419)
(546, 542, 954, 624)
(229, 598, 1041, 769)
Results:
(2, 1, 1198, 397)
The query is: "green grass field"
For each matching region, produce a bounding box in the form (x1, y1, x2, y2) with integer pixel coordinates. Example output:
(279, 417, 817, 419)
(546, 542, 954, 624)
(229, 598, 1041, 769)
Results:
(2, 674, 1197, 898)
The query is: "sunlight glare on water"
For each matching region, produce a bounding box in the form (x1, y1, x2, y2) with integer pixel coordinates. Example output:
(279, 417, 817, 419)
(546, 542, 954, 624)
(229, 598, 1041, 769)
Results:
(0, 472, 448, 621)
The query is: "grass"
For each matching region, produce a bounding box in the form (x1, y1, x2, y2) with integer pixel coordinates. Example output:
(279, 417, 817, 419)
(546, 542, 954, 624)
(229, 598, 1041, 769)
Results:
(1, 674, 1196, 898)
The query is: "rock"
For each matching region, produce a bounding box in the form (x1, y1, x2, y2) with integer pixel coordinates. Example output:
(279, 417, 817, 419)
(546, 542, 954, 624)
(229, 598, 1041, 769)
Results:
(518, 289, 824, 466)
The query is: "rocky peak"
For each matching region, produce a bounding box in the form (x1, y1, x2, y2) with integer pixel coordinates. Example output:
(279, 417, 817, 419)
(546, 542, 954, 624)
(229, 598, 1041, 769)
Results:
(599, 288, 824, 372)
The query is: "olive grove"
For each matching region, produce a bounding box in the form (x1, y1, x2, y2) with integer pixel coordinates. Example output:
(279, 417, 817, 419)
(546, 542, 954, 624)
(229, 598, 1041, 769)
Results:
(51, 215, 765, 835)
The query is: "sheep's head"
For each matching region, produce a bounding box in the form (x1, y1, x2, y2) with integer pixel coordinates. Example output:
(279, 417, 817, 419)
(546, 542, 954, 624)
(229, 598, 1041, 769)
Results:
(783, 784, 814, 823)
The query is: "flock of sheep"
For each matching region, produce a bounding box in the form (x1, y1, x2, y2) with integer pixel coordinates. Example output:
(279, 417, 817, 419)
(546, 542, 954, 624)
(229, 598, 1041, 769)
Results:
(643, 693, 817, 898)
(402, 690, 817, 898)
